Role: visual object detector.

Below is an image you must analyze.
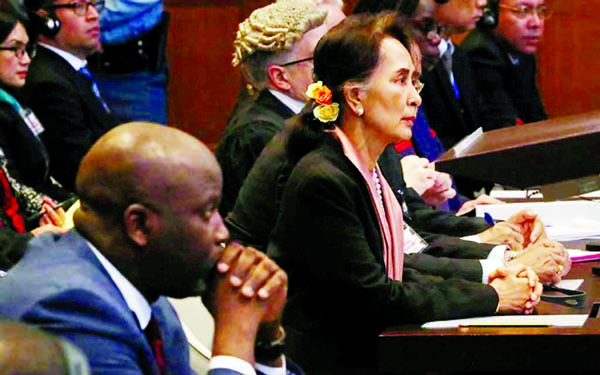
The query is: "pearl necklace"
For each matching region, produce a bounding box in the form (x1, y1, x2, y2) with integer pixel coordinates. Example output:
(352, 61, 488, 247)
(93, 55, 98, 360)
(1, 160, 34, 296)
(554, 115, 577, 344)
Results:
(372, 168, 383, 206)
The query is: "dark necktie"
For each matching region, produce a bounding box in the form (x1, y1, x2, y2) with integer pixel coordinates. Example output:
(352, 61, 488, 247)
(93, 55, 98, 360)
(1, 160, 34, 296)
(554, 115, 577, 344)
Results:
(144, 315, 167, 375)
(78, 66, 110, 112)
(441, 47, 460, 99)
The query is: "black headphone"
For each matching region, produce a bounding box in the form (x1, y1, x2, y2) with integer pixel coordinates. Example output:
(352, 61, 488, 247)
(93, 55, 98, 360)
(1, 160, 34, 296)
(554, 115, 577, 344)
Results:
(478, 0, 500, 28)
(31, 11, 61, 38)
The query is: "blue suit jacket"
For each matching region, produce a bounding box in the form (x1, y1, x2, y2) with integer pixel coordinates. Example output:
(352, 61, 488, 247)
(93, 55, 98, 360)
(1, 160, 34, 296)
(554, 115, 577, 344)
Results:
(0, 230, 192, 375)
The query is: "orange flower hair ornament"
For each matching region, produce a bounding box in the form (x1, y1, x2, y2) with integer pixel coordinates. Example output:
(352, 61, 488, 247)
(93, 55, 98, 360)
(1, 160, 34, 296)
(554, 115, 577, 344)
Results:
(305, 81, 339, 123)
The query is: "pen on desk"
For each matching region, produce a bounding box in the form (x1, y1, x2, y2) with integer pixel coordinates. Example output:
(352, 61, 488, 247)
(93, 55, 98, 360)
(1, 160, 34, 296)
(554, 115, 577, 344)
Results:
(483, 212, 495, 226)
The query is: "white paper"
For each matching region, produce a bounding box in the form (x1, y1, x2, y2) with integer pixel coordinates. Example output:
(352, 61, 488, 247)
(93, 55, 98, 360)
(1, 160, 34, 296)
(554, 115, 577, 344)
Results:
(422, 314, 588, 329)
(476, 201, 600, 224)
(556, 278, 584, 290)
(476, 201, 600, 241)
(489, 189, 600, 201)
(490, 189, 544, 200)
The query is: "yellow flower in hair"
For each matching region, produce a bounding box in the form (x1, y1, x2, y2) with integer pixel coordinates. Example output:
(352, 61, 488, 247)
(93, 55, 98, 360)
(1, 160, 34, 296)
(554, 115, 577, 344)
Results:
(307, 81, 339, 123)
(306, 81, 332, 105)
(313, 103, 339, 123)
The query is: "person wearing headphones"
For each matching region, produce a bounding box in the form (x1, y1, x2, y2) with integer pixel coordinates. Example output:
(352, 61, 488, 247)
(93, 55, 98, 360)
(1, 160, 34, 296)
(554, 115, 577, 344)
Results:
(460, 0, 548, 129)
(21, 0, 118, 192)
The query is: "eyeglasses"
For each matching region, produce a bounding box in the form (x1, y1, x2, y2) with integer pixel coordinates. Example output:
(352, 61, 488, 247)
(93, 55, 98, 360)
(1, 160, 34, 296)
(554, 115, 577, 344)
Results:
(499, 4, 552, 20)
(278, 57, 313, 67)
(0, 43, 37, 59)
(47, 0, 105, 17)
(414, 81, 424, 94)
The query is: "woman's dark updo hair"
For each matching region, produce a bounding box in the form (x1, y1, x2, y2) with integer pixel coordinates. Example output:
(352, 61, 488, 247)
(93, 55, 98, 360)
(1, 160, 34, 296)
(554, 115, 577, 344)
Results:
(286, 12, 417, 162)
(313, 12, 413, 110)
(0, 0, 27, 44)
(0, 11, 19, 43)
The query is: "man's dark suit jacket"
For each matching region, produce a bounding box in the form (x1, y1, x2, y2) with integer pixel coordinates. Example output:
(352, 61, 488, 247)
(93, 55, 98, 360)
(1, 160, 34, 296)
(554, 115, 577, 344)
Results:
(0, 101, 72, 201)
(22, 46, 117, 191)
(460, 27, 547, 130)
(266, 131, 498, 373)
(420, 49, 480, 150)
(216, 89, 295, 216)
(420, 47, 494, 197)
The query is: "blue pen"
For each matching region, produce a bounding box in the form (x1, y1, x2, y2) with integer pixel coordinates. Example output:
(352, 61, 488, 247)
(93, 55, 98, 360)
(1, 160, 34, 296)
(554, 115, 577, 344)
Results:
(483, 212, 495, 226)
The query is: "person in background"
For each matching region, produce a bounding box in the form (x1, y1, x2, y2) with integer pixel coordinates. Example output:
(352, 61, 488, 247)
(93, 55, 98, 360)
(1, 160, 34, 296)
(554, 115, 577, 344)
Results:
(0, 320, 90, 375)
(0, 122, 297, 375)
(417, 0, 487, 150)
(216, 0, 345, 217)
(21, 0, 118, 192)
(89, 0, 169, 124)
(353, 0, 498, 209)
(261, 13, 542, 374)
(460, 0, 548, 129)
(0, 7, 73, 202)
(415, 0, 496, 200)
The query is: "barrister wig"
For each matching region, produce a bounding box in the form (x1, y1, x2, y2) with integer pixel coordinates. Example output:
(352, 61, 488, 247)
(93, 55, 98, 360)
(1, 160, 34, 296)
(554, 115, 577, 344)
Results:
(232, 0, 328, 89)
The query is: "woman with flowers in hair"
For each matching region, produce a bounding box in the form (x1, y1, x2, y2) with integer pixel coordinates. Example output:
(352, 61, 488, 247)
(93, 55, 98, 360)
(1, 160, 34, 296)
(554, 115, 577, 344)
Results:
(264, 13, 542, 374)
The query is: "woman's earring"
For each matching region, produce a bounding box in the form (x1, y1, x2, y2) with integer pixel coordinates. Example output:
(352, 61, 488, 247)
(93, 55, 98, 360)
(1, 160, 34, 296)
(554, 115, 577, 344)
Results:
(357, 106, 364, 116)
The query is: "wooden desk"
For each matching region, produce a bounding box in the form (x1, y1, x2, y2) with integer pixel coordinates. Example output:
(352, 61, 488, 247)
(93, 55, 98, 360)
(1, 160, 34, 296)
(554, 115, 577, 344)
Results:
(377, 261, 600, 373)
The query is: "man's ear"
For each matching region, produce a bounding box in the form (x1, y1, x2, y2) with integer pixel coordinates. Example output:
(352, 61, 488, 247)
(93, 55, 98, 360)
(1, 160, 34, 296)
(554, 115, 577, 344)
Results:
(343, 83, 365, 116)
(267, 64, 292, 91)
(123, 204, 157, 247)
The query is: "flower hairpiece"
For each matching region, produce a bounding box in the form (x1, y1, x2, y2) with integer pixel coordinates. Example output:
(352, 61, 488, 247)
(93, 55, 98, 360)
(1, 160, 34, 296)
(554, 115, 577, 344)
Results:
(305, 81, 339, 123)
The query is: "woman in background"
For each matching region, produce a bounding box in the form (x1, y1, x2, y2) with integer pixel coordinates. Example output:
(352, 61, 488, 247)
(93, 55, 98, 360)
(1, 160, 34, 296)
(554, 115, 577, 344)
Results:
(266, 14, 541, 374)
(0, 9, 72, 203)
(0, 9, 66, 250)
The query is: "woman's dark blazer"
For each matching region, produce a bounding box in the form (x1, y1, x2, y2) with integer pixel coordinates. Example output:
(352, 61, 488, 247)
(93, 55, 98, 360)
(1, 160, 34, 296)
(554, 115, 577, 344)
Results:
(267, 133, 499, 373)
(0, 101, 71, 201)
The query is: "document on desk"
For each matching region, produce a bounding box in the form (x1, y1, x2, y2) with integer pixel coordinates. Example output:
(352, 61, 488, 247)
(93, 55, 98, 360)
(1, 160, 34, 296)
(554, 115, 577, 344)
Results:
(476, 201, 600, 225)
(422, 314, 588, 329)
(556, 278, 584, 289)
(545, 219, 600, 241)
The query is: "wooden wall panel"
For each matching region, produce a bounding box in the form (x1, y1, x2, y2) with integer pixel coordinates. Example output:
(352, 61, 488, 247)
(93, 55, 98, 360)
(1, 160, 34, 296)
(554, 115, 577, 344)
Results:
(165, 0, 270, 148)
(166, 3, 238, 146)
(537, 0, 600, 117)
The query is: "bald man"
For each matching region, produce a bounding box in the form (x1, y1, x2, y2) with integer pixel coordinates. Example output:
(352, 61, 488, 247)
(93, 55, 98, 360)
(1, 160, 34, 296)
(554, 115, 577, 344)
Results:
(0, 123, 293, 375)
(0, 320, 90, 375)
